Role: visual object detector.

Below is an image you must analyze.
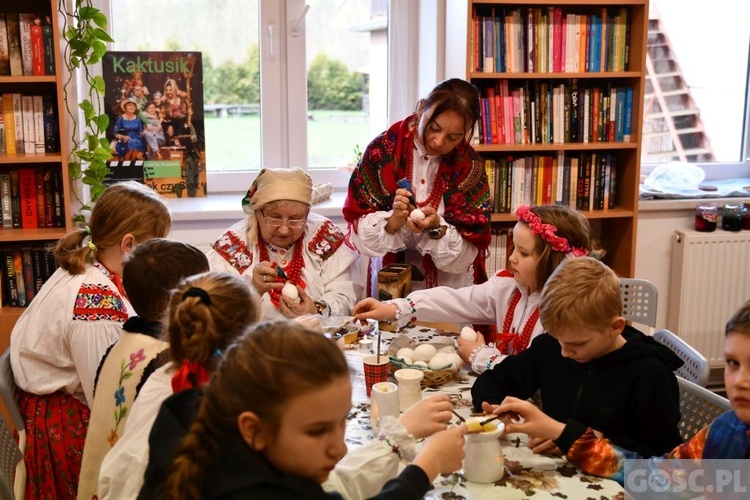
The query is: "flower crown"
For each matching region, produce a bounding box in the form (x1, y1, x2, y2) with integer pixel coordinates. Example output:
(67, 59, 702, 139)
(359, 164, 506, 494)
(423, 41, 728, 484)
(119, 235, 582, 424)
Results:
(515, 205, 588, 256)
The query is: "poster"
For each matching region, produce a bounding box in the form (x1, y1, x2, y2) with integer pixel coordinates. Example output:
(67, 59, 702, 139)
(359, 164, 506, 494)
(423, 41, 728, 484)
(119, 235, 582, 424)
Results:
(101, 51, 207, 197)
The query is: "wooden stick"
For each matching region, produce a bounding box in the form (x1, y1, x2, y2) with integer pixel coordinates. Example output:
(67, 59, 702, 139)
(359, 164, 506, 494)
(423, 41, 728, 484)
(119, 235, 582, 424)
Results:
(376, 328, 382, 363)
(451, 409, 466, 423)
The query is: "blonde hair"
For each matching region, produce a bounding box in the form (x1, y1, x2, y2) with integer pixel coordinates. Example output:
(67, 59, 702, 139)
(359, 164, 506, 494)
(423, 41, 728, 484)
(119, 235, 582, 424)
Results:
(519, 205, 591, 291)
(540, 256, 621, 334)
(164, 321, 349, 499)
(54, 182, 171, 275)
(167, 272, 261, 376)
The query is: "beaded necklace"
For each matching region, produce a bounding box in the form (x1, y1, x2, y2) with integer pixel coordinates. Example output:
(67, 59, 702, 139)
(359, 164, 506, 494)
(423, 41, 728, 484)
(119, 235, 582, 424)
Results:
(405, 141, 447, 210)
(258, 237, 306, 307)
(500, 290, 540, 355)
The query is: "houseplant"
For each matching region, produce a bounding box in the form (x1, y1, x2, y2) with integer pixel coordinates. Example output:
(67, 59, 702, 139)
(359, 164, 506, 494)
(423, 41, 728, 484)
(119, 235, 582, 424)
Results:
(59, 0, 114, 222)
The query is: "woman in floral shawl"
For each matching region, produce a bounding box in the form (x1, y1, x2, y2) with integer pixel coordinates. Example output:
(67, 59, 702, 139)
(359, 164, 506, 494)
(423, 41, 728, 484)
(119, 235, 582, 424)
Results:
(343, 78, 491, 293)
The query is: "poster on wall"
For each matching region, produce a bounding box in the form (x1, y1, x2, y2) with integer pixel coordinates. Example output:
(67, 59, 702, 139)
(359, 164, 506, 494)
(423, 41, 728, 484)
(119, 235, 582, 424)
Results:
(101, 51, 207, 198)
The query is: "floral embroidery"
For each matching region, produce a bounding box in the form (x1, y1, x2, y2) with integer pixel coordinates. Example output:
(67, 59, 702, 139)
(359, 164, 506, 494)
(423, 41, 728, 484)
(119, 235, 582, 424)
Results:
(107, 350, 147, 446)
(73, 283, 128, 322)
(211, 230, 254, 273)
(308, 220, 345, 260)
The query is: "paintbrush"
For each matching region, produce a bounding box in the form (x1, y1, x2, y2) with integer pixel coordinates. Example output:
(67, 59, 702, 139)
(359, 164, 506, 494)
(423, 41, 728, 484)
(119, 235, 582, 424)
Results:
(466, 415, 502, 434)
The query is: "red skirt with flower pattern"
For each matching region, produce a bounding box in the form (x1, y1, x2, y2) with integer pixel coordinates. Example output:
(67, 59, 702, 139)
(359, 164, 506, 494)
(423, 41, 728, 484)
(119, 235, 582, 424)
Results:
(19, 390, 90, 500)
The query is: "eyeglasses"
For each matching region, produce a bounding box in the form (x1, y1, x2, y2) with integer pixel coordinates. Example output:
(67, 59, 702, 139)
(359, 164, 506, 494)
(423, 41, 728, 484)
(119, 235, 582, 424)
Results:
(260, 210, 307, 229)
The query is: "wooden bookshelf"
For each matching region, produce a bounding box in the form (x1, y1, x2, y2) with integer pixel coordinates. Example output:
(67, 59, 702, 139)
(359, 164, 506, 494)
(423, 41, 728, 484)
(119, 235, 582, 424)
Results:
(467, 0, 648, 278)
(0, 0, 72, 349)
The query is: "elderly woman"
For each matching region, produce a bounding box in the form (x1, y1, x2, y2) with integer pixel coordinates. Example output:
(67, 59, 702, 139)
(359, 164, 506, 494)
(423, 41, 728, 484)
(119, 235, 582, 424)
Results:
(206, 167, 363, 319)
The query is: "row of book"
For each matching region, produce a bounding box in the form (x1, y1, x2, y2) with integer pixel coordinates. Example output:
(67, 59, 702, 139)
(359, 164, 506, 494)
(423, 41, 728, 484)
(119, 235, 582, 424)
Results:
(0, 93, 60, 154)
(472, 6, 630, 74)
(485, 228, 513, 278)
(474, 80, 633, 145)
(485, 152, 617, 214)
(1, 243, 58, 307)
(0, 12, 55, 77)
(0, 167, 66, 229)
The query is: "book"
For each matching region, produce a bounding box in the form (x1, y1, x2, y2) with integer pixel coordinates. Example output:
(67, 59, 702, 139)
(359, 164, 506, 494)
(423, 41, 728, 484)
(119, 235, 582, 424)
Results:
(51, 169, 64, 227)
(623, 87, 633, 142)
(42, 95, 59, 153)
(21, 95, 35, 154)
(9, 169, 21, 228)
(30, 15, 44, 76)
(5, 13, 22, 76)
(2, 93, 15, 154)
(31, 247, 45, 297)
(0, 173, 11, 228)
(0, 97, 4, 154)
(12, 246, 27, 306)
(12, 93, 23, 153)
(18, 167, 38, 228)
(33, 95, 44, 154)
(0, 14, 9, 75)
(35, 170, 45, 227)
(20, 247, 35, 303)
(42, 169, 55, 228)
(41, 15, 55, 75)
(17, 13, 34, 76)
(3, 247, 19, 306)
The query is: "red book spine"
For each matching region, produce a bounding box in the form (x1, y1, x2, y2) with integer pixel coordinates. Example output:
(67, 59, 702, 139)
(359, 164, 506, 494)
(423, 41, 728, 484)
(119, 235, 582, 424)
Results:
(30, 19, 44, 76)
(18, 167, 38, 228)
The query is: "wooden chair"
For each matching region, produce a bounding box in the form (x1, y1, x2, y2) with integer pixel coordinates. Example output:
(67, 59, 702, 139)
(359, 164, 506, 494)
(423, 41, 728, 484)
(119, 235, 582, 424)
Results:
(653, 329, 710, 387)
(619, 278, 658, 333)
(0, 349, 25, 500)
(676, 376, 731, 441)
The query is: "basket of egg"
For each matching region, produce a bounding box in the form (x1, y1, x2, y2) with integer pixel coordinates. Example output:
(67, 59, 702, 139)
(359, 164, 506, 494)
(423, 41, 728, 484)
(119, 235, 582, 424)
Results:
(387, 334, 462, 387)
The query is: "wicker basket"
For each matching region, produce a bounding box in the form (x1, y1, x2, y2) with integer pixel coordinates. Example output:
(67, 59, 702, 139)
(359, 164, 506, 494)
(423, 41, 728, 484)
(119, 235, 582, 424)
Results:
(311, 182, 333, 204)
(386, 335, 460, 387)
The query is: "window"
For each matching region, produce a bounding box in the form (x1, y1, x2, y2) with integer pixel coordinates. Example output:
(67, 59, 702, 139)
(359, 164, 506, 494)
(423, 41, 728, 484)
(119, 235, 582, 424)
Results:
(105, 0, 390, 192)
(641, 0, 750, 179)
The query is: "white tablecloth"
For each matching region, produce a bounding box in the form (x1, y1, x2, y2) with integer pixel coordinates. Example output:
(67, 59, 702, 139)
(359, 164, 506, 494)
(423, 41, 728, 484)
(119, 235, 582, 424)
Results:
(344, 323, 625, 499)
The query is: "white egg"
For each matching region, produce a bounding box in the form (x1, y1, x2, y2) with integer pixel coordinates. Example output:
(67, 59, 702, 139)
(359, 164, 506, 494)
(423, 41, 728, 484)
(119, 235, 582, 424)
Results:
(396, 347, 415, 361)
(413, 344, 438, 362)
(413, 360, 428, 368)
(438, 345, 456, 354)
(460, 326, 478, 342)
(281, 282, 299, 301)
(409, 208, 426, 222)
(400, 355, 413, 366)
(428, 353, 451, 370)
(446, 353, 463, 370)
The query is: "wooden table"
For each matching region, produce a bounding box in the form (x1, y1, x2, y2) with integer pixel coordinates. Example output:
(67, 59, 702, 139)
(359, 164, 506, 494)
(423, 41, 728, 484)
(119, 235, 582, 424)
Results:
(344, 323, 624, 499)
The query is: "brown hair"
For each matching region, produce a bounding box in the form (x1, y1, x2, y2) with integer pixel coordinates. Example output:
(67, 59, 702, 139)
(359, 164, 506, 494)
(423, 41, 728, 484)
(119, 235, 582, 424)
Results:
(122, 238, 209, 322)
(54, 182, 171, 275)
(726, 300, 750, 337)
(520, 205, 591, 291)
(164, 321, 350, 499)
(540, 256, 621, 334)
(167, 271, 261, 377)
(415, 78, 481, 144)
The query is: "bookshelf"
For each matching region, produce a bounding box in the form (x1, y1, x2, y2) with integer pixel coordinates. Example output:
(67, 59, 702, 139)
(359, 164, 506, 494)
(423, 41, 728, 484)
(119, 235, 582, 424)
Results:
(467, 0, 648, 279)
(0, 0, 71, 348)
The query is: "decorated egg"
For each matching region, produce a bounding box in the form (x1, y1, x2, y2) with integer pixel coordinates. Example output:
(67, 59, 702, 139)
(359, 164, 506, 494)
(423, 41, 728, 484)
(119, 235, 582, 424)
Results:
(396, 347, 415, 361)
(282, 282, 300, 301)
(413, 344, 438, 362)
(400, 355, 413, 366)
(460, 326, 478, 342)
(446, 353, 463, 370)
(413, 360, 428, 368)
(409, 208, 426, 222)
(438, 345, 456, 354)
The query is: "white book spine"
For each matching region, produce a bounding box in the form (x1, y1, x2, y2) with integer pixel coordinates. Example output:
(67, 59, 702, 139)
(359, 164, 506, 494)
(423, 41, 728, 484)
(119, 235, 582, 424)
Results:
(21, 95, 35, 154)
(33, 96, 44, 154)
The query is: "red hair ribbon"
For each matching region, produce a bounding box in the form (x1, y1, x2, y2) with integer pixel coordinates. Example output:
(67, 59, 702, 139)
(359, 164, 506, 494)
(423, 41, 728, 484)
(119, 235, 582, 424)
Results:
(171, 359, 211, 393)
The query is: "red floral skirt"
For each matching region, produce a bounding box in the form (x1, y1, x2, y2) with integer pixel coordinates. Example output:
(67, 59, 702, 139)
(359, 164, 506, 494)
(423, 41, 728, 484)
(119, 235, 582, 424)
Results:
(19, 390, 90, 500)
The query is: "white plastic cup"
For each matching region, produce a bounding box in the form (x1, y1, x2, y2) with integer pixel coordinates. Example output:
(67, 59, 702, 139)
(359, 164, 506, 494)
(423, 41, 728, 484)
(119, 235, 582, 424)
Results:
(370, 381, 399, 431)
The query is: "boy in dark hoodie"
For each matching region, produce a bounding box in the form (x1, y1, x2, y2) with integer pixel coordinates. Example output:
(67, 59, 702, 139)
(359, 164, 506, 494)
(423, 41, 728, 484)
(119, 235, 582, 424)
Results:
(472, 256, 683, 461)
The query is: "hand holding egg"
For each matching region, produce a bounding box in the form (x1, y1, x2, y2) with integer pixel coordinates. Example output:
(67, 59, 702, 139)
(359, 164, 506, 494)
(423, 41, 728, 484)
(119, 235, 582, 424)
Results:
(460, 326, 478, 342)
(409, 208, 426, 223)
(281, 282, 300, 302)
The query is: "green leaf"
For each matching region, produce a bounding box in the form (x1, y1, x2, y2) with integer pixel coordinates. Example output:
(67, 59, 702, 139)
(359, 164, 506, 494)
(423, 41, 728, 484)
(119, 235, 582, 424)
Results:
(91, 28, 114, 43)
(92, 75, 106, 94)
(93, 147, 113, 161)
(92, 12, 108, 30)
(99, 138, 111, 149)
(73, 214, 86, 224)
(122, 372, 132, 380)
(74, 149, 94, 161)
(70, 39, 89, 53)
(91, 184, 108, 202)
(97, 114, 110, 131)
(78, 6, 99, 21)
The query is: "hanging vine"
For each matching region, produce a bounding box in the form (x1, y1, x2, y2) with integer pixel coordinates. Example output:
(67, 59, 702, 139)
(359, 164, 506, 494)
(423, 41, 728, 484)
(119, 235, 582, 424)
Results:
(58, 0, 114, 223)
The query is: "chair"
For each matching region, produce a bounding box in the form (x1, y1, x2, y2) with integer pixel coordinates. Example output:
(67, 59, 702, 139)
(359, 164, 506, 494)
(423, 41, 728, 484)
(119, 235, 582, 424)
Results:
(676, 376, 731, 441)
(653, 329, 710, 387)
(0, 415, 22, 499)
(0, 349, 25, 500)
(619, 278, 658, 332)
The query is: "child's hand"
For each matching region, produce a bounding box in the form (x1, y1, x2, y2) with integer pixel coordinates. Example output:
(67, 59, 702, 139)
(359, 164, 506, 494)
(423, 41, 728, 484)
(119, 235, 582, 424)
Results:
(413, 424, 467, 480)
(527, 437, 562, 456)
(457, 331, 486, 364)
(352, 298, 397, 322)
(398, 394, 453, 439)
(495, 397, 565, 442)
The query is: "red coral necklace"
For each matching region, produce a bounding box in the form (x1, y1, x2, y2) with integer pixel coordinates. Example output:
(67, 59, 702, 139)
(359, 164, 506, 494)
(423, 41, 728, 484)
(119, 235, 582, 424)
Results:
(405, 143, 446, 210)
(258, 238, 306, 307)
(500, 290, 540, 355)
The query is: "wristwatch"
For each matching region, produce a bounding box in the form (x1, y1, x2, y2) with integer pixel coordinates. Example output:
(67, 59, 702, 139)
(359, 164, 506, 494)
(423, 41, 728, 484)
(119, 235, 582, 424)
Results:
(424, 225, 447, 240)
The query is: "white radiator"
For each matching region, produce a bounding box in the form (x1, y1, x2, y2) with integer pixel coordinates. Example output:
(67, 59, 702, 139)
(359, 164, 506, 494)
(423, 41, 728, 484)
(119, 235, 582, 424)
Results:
(668, 229, 750, 367)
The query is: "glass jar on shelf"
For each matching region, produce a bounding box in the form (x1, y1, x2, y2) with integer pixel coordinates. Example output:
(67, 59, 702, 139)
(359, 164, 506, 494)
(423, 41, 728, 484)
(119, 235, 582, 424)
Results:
(694, 203, 718, 232)
(721, 203, 744, 232)
(742, 203, 750, 231)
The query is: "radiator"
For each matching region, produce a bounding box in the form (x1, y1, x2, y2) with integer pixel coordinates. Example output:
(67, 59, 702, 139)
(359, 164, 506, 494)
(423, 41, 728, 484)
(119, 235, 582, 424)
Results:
(668, 229, 750, 367)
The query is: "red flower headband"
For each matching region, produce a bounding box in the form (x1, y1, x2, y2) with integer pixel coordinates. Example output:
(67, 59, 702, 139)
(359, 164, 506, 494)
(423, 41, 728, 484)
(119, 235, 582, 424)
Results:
(515, 205, 588, 256)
